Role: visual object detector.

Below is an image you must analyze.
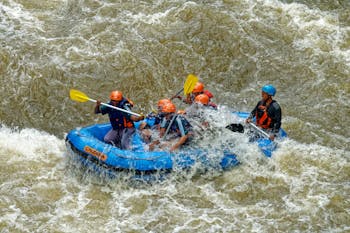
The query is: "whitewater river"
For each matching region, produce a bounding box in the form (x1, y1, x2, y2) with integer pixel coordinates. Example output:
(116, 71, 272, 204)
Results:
(1, 0, 349, 232)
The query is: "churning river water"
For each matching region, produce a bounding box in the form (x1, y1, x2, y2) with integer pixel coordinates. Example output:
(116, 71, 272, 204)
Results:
(1, 0, 349, 232)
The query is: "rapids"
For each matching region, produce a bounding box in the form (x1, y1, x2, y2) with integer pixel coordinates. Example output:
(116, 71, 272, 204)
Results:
(0, 0, 349, 232)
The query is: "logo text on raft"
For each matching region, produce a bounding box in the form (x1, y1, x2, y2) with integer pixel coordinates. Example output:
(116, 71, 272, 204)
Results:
(84, 146, 107, 161)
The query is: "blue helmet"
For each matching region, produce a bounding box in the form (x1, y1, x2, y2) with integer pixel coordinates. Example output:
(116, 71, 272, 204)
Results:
(261, 85, 276, 96)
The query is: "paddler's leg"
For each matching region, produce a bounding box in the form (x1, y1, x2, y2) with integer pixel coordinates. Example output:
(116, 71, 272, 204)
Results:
(140, 128, 152, 143)
(104, 129, 122, 148)
(121, 128, 136, 150)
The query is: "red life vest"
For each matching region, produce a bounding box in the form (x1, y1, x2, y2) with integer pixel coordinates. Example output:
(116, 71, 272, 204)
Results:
(120, 98, 134, 128)
(123, 117, 134, 128)
(203, 90, 213, 98)
(256, 104, 272, 129)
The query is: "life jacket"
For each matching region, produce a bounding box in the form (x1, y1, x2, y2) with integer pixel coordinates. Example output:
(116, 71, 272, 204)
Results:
(255, 101, 272, 129)
(203, 90, 213, 98)
(161, 114, 192, 137)
(108, 98, 134, 129)
(203, 91, 217, 109)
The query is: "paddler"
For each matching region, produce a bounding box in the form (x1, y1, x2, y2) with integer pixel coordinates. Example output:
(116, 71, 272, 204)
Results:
(149, 102, 193, 152)
(94, 90, 144, 149)
(138, 98, 173, 143)
(183, 81, 217, 108)
(245, 85, 282, 141)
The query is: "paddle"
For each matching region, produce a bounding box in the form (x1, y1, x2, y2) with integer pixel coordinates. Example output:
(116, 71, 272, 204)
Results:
(162, 114, 177, 140)
(183, 74, 199, 95)
(225, 123, 244, 133)
(248, 122, 270, 138)
(170, 74, 199, 100)
(161, 74, 199, 140)
(225, 122, 271, 139)
(170, 89, 184, 100)
(69, 89, 142, 117)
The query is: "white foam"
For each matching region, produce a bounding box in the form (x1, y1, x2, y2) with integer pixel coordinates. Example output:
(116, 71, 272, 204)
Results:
(0, 0, 44, 33)
(0, 125, 65, 162)
(281, 2, 349, 65)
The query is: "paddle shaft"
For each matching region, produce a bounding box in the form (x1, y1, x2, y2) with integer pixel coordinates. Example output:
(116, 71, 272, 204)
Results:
(226, 122, 272, 139)
(88, 97, 141, 117)
(163, 114, 177, 140)
(248, 122, 270, 138)
(170, 88, 184, 100)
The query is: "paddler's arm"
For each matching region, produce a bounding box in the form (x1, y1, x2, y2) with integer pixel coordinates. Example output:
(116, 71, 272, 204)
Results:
(130, 115, 144, 122)
(246, 102, 259, 123)
(269, 102, 282, 140)
(139, 121, 147, 130)
(159, 127, 166, 138)
(183, 94, 192, 104)
(123, 103, 144, 121)
(170, 135, 188, 152)
(94, 100, 102, 114)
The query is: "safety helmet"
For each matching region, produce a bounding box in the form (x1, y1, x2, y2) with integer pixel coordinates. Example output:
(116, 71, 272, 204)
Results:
(157, 99, 172, 108)
(192, 82, 204, 93)
(194, 94, 209, 105)
(261, 85, 276, 96)
(162, 102, 176, 113)
(110, 91, 123, 101)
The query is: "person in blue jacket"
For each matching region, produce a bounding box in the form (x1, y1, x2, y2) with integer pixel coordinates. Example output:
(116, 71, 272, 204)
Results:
(94, 90, 144, 149)
(138, 98, 172, 143)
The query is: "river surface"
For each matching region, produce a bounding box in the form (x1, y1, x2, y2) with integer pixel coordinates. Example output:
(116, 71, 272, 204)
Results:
(1, 0, 349, 232)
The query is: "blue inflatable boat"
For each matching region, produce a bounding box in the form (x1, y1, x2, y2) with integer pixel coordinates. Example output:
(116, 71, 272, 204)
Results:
(65, 125, 240, 177)
(65, 111, 286, 177)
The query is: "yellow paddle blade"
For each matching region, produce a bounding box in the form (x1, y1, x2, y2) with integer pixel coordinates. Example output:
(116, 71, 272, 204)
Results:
(69, 89, 90, 102)
(184, 74, 199, 95)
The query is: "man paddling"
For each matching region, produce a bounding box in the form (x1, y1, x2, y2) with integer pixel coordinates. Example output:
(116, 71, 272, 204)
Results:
(138, 98, 173, 143)
(183, 81, 217, 108)
(149, 102, 193, 152)
(246, 85, 282, 141)
(94, 90, 144, 149)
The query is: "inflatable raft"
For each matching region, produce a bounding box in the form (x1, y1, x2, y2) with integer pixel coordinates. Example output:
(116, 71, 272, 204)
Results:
(65, 111, 287, 177)
(65, 125, 240, 177)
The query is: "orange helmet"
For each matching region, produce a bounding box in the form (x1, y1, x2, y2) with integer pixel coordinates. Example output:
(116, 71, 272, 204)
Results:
(194, 94, 209, 105)
(110, 91, 123, 101)
(162, 102, 176, 113)
(192, 82, 204, 93)
(157, 99, 172, 108)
